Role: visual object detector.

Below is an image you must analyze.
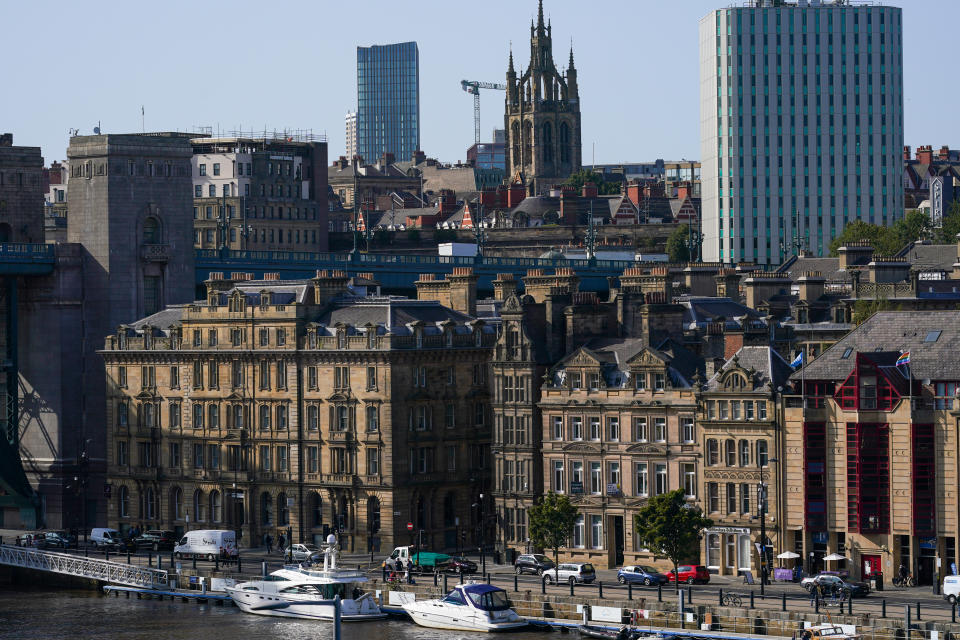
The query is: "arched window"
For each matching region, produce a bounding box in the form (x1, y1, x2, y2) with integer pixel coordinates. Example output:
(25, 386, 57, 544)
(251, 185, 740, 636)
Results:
(559, 122, 571, 163)
(511, 122, 521, 167)
(194, 489, 206, 522)
(757, 439, 769, 467)
(171, 487, 183, 521)
(522, 121, 533, 166)
(259, 404, 271, 430)
(119, 486, 130, 518)
(310, 493, 323, 527)
(541, 122, 553, 163)
(367, 497, 381, 535)
(143, 217, 160, 244)
(261, 492, 273, 525)
(210, 490, 222, 523)
(725, 439, 736, 466)
(277, 492, 289, 526)
(739, 440, 751, 467)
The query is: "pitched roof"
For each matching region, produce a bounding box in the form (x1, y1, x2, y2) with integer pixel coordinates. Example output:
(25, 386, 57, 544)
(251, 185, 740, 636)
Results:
(317, 297, 484, 336)
(896, 242, 958, 273)
(793, 310, 960, 381)
(705, 345, 793, 391)
(779, 255, 849, 282)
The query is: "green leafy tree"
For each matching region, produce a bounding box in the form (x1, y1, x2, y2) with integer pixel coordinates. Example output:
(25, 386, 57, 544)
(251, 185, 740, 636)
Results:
(893, 209, 932, 246)
(665, 224, 691, 263)
(932, 201, 960, 243)
(851, 296, 896, 326)
(634, 489, 713, 592)
(528, 492, 580, 577)
(565, 170, 622, 196)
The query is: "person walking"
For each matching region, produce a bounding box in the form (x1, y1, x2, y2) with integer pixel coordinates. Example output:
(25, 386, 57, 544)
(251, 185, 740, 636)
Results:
(266, 533, 273, 555)
(278, 533, 286, 555)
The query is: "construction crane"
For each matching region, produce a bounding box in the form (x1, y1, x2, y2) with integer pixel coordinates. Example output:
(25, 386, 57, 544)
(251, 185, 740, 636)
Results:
(461, 80, 507, 145)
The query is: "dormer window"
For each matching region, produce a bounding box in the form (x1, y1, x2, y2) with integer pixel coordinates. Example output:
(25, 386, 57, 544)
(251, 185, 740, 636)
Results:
(588, 371, 601, 390)
(654, 372, 665, 391)
(415, 329, 423, 349)
(228, 293, 245, 313)
(445, 330, 453, 347)
(367, 329, 376, 349)
(475, 329, 482, 347)
(570, 372, 582, 390)
(634, 372, 646, 391)
(337, 330, 347, 349)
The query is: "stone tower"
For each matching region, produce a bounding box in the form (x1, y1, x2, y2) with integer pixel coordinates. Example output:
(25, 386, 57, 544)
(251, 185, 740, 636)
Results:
(505, 0, 582, 196)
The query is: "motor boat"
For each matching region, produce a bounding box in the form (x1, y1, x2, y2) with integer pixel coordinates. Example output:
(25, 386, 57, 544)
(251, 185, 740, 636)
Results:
(227, 535, 386, 621)
(577, 625, 666, 640)
(401, 582, 527, 632)
(793, 624, 861, 640)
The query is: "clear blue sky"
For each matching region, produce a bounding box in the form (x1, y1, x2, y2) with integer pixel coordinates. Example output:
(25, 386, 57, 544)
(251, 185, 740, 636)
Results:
(2, 0, 954, 166)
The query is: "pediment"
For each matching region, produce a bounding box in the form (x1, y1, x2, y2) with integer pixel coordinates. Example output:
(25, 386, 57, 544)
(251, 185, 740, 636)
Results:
(562, 442, 601, 454)
(626, 348, 667, 367)
(224, 391, 245, 401)
(561, 348, 601, 368)
(503, 294, 523, 312)
(325, 392, 353, 403)
(569, 495, 603, 507)
(624, 443, 667, 455)
(134, 390, 159, 401)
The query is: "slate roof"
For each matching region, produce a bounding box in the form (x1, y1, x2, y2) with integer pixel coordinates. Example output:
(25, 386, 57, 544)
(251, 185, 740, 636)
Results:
(792, 310, 960, 381)
(779, 255, 848, 282)
(127, 307, 185, 332)
(677, 296, 763, 329)
(552, 336, 704, 389)
(896, 242, 958, 273)
(316, 297, 489, 336)
(705, 345, 793, 391)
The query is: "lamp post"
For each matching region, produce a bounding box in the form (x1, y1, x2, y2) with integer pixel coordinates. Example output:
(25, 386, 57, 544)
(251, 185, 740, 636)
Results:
(473, 493, 486, 575)
(758, 456, 779, 596)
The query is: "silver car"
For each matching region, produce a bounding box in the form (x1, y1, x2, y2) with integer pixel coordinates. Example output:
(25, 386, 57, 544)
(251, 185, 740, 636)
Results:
(544, 562, 596, 585)
(285, 543, 322, 563)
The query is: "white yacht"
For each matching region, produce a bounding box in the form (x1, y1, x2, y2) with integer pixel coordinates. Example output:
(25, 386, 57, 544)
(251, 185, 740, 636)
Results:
(402, 582, 527, 632)
(227, 537, 386, 621)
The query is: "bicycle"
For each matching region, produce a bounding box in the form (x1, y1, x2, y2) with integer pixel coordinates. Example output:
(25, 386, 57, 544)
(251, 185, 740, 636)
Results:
(892, 574, 917, 587)
(721, 593, 743, 607)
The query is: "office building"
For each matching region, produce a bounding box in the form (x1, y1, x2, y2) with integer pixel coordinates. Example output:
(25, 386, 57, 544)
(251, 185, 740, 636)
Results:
(190, 135, 328, 252)
(356, 42, 420, 166)
(699, 1, 904, 264)
(467, 129, 506, 171)
(345, 112, 358, 161)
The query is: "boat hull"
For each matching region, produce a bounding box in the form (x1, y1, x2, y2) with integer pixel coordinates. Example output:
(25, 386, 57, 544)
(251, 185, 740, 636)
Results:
(402, 603, 527, 632)
(227, 589, 386, 621)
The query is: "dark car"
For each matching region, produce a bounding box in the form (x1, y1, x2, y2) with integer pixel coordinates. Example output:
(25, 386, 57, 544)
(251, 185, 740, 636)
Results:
(444, 557, 478, 574)
(514, 553, 555, 576)
(37, 531, 75, 549)
(665, 565, 711, 584)
(617, 565, 668, 586)
(804, 574, 870, 598)
(134, 530, 177, 551)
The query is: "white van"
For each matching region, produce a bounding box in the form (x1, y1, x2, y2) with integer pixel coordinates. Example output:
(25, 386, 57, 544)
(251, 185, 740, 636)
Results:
(174, 530, 237, 560)
(90, 528, 122, 549)
(943, 575, 960, 604)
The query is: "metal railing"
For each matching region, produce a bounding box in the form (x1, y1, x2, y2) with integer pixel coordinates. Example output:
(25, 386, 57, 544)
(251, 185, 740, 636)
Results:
(0, 544, 168, 588)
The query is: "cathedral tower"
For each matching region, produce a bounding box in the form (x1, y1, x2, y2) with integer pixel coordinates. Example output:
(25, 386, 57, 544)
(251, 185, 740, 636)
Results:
(505, 0, 582, 196)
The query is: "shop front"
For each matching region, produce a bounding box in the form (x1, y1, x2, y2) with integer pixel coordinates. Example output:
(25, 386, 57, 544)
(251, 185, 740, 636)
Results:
(704, 526, 752, 576)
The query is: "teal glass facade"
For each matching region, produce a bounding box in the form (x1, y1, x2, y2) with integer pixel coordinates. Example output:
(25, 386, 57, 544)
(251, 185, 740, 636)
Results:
(357, 41, 420, 164)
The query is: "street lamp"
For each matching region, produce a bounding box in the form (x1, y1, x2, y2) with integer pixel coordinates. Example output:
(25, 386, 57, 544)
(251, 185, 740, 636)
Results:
(473, 493, 486, 576)
(758, 456, 778, 596)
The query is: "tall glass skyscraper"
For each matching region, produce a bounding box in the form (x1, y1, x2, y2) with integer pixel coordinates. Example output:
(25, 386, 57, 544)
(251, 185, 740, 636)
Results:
(699, 1, 903, 265)
(357, 41, 420, 165)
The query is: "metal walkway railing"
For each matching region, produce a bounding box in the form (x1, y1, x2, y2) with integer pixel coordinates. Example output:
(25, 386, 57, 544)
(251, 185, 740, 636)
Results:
(0, 545, 168, 588)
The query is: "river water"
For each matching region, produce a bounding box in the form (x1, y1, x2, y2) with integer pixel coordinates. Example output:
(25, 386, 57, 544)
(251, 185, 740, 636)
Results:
(0, 588, 551, 640)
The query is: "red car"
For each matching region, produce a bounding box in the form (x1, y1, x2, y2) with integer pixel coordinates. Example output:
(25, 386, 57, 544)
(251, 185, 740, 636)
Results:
(665, 565, 711, 584)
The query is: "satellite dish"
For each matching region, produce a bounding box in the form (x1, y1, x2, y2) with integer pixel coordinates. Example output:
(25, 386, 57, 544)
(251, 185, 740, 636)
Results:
(93, 127, 101, 135)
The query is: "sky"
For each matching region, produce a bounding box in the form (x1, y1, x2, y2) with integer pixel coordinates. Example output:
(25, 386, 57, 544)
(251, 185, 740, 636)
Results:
(2, 0, 956, 166)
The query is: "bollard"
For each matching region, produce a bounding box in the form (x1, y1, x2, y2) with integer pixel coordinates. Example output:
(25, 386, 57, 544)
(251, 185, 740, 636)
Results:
(847, 596, 852, 615)
(680, 590, 686, 630)
(237, 556, 242, 572)
(814, 593, 820, 614)
(688, 584, 692, 603)
(193, 556, 197, 570)
(570, 580, 575, 596)
(514, 574, 518, 592)
(215, 556, 219, 572)
(782, 591, 787, 611)
(262, 561, 267, 578)
(444, 574, 449, 591)
(171, 552, 175, 568)
(750, 590, 755, 609)
(148, 553, 152, 567)
(916, 601, 921, 621)
(905, 604, 911, 631)
(882, 599, 886, 618)
(486, 574, 491, 585)
(85, 547, 89, 558)
(628, 582, 633, 600)
(541, 577, 546, 595)
(598, 581, 603, 599)
(719, 588, 724, 606)
(952, 602, 956, 624)
(433, 572, 438, 587)
(333, 594, 342, 640)
(105, 549, 110, 562)
(658, 582, 662, 602)
(127, 551, 131, 564)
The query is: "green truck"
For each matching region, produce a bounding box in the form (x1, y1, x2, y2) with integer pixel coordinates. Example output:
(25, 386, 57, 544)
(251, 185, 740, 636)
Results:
(385, 545, 452, 573)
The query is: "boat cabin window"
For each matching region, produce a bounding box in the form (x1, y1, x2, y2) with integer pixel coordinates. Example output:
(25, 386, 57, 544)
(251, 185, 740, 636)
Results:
(280, 585, 323, 594)
(441, 590, 467, 605)
(242, 586, 260, 591)
(467, 589, 510, 611)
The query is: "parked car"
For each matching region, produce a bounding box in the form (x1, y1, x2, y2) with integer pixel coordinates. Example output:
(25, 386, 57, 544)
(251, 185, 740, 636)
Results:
(443, 557, 478, 574)
(665, 565, 711, 585)
(285, 543, 322, 563)
(514, 553, 555, 576)
(90, 528, 123, 550)
(15, 532, 45, 547)
(37, 531, 75, 549)
(801, 574, 870, 597)
(134, 530, 177, 551)
(617, 565, 668, 586)
(544, 562, 596, 585)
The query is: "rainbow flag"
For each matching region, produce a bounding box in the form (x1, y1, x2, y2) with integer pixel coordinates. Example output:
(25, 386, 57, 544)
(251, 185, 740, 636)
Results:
(896, 351, 910, 367)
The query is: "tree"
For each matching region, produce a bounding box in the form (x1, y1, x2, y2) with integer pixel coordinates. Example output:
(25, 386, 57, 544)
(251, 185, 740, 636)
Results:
(634, 489, 713, 592)
(565, 170, 622, 196)
(528, 492, 580, 579)
(851, 296, 896, 326)
(665, 224, 691, 263)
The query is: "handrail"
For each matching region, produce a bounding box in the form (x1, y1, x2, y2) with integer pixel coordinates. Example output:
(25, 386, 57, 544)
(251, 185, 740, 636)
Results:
(0, 544, 168, 588)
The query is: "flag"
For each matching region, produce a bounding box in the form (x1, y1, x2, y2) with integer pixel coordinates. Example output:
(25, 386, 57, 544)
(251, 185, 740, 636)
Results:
(790, 352, 804, 368)
(896, 351, 910, 367)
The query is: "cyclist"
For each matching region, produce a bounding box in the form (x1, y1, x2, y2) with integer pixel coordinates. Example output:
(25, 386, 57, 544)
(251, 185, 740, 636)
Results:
(897, 563, 909, 586)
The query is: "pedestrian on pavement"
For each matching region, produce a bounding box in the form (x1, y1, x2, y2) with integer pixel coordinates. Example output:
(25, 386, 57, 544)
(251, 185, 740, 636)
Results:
(278, 533, 286, 554)
(406, 558, 415, 584)
(266, 534, 273, 554)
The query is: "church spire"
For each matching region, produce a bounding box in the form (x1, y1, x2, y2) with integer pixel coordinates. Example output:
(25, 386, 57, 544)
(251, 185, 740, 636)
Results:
(536, 0, 545, 35)
(568, 40, 575, 70)
(508, 45, 515, 74)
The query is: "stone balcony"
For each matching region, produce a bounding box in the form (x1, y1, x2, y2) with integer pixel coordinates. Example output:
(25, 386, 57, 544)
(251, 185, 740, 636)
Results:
(141, 244, 170, 262)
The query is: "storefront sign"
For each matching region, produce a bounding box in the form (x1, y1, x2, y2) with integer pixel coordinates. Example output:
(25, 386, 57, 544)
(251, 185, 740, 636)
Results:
(707, 527, 750, 535)
(920, 538, 937, 550)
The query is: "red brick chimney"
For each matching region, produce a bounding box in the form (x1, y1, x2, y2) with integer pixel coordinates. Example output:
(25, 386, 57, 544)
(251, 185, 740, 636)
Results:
(903, 146, 911, 162)
(582, 182, 599, 198)
(437, 189, 457, 214)
(560, 187, 578, 225)
(917, 145, 934, 164)
(507, 183, 526, 208)
(939, 146, 951, 161)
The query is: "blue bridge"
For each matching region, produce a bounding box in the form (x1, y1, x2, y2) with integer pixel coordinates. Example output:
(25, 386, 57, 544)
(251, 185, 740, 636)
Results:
(195, 249, 639, 292)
